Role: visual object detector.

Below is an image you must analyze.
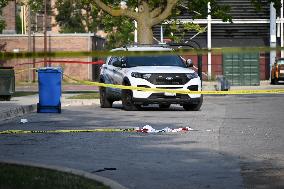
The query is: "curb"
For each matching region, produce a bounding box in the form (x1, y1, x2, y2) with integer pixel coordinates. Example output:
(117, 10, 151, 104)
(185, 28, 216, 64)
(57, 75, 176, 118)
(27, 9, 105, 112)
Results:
(62, 99, 100, 107)
(0, 99, 100, 122)
(0, 159, 127, 189)
(0, 104, 37, 122)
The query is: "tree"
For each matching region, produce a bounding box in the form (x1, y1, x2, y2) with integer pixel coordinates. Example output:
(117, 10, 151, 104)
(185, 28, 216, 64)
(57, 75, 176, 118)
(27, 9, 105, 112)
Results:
(93, 0, 282, 44)
(55, 0, 103, 33)
(55, 0, 135, 48)
(101, 14, 135, 49)
(93, 0, 179, 44)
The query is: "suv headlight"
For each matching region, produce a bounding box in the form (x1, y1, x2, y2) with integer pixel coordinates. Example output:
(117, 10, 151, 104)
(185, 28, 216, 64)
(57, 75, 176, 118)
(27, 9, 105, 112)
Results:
(185, 73, 198, 80)
(131, 72, 152, 79)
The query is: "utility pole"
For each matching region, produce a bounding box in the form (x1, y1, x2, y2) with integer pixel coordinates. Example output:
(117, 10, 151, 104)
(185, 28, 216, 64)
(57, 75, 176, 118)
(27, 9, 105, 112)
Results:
(270, 3, 276, 80)
(21, 6, 25, 34)
(33, 32, 36, 82)
(43, 0, 47, 67)
(134, 20, 138, 43)
(27, 6, 31, 51)
(134, 7, 138, 43)
(160, 25, 164, 43)
(207, 2, 212, 80)
(281, 0, 283, 57)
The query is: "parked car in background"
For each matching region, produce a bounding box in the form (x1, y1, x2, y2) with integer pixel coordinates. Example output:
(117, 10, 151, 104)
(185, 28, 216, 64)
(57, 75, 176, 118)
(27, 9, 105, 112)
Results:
(271, 58, 284, 84)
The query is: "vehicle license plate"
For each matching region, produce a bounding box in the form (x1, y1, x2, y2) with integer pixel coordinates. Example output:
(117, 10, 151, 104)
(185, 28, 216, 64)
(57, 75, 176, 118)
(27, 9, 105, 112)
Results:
(164, 92, 176, 96)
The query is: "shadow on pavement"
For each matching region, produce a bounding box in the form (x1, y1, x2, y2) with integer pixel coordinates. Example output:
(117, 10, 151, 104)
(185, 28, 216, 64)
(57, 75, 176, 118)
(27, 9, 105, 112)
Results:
(0, 106, 284, 189)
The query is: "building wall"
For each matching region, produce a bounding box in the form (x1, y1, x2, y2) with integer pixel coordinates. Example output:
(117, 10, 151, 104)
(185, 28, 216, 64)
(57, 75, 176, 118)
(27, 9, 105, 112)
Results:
(0, 34, 105, 82)
(183, 54, 223, 80)
(153, 0, 272, 81)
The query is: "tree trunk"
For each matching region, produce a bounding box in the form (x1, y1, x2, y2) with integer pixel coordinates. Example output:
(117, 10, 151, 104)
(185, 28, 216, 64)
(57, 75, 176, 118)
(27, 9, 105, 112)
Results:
(137, 21, 153, 44)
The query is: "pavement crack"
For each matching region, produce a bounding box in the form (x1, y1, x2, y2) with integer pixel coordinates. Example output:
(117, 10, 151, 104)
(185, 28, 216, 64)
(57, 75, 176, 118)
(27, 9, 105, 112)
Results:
(91, 167, 117, 173)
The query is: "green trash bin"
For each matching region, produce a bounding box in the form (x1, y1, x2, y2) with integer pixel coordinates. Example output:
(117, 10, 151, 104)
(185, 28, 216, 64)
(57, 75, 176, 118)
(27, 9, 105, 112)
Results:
(0, 67, 15, 101)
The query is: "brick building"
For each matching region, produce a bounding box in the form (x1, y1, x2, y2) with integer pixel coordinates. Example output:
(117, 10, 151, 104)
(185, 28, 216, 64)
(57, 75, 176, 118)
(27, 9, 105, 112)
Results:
(1, 0, 105, 82)
(0, 33, 105, 82)
(1, 0, 283, 85)
(1, 1, 16, 34)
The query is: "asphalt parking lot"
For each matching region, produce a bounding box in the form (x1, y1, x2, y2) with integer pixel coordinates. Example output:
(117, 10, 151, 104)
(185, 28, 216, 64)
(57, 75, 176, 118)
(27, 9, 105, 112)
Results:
(0, 95, 284, 189)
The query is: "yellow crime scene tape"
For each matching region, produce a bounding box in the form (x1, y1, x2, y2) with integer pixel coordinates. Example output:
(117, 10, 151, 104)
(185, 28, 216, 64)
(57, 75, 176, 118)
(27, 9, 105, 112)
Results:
(0, 128, 136, 135)
(7, 46, 284, 95)
(2, 46, 284, 60)
(63, 74, 284, 95)
(13, 67, 284, 95)
(15, 67, 38, 74)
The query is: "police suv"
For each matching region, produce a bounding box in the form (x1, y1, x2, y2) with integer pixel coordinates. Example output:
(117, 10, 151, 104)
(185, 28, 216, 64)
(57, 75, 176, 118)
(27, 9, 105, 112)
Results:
(99, 45, 203, 111)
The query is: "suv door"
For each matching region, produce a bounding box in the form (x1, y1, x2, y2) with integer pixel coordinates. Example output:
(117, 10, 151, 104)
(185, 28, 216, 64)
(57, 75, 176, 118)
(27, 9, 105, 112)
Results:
(103, 56, 118, 94)
(113, 56, 125, 81)
(112, 57, 125, 95)
(107, 56, 122, 95)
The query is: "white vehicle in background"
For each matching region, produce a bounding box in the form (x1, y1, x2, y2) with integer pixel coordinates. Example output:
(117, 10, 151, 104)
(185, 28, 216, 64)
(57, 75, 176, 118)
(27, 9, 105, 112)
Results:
(99, 45, 203, 111)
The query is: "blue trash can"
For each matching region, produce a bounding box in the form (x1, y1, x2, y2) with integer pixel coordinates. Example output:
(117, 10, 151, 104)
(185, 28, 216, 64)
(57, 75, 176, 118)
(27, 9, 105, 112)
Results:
(37, 67, 62, 113)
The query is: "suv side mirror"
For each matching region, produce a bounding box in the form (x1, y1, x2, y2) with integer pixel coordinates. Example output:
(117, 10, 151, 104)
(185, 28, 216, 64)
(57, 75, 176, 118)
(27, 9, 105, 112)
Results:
(186, 59, 193, 68)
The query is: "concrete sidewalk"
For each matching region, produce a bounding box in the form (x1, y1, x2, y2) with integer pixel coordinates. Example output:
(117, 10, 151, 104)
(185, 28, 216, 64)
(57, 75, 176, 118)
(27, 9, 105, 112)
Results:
(16, 84, 99, 92)
(1, 84, 100, 121)
(0, 94, 100, 122)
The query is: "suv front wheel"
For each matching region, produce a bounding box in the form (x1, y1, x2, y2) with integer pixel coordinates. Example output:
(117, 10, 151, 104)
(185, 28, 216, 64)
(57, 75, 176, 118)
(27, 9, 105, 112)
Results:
(183, 95, 203, 111)
(271, 78, 278, 85)
(122, 89, 141, 111)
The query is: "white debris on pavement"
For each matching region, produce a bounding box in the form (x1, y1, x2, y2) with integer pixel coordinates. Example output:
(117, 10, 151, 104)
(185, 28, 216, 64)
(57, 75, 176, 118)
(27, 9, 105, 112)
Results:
(135, 125, 195, 133)
(20, 119, 28, 124)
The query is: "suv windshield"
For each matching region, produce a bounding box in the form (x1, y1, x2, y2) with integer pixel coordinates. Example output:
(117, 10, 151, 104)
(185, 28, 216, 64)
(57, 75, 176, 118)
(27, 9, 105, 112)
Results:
(126, 55, 186, 68)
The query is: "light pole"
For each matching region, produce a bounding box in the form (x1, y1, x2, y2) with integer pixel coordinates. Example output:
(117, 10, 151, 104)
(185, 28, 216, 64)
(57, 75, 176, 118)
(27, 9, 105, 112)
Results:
(281, 0, 283, 57)
(270, 3, 276, 80)
(207, 2, 212, 80)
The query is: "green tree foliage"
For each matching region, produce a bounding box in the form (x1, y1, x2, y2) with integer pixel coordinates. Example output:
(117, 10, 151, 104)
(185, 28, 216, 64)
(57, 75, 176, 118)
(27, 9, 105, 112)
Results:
(55, 0, 87, 33)
(22, 0, 283, 46)
(101, 14, 134, 49)
(0, 0, 9, 33)
(0, 19, 5, 33)
(251, 0, 281, 13)
(185, 0, 232, 21)
(94, 0, 283, 44)
(55, 0, 134, 48)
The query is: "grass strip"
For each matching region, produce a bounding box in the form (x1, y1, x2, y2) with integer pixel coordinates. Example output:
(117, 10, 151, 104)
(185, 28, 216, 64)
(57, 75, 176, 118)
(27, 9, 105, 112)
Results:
(0, 163, 110, 189)
(13, 91, 38, 97)
(67, 92, 99, 99)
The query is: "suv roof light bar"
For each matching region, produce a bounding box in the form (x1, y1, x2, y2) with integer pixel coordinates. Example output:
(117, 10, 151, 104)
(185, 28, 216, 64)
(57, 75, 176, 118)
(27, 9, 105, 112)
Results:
(123, 40, 201, 50)
(124, 43, 169, 48)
